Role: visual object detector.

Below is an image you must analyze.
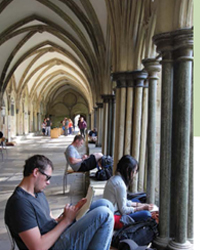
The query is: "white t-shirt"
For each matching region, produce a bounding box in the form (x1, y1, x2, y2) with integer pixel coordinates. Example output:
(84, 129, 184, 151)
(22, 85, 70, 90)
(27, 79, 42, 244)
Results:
(103, 173, 134, 215)
(65, 145, 82, 171)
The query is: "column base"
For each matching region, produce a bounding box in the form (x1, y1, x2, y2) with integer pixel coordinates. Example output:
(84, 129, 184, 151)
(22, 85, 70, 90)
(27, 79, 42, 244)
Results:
(187, 238, 193, 244)
(168, 240, 193, 250)
(153, 236, 169, 250)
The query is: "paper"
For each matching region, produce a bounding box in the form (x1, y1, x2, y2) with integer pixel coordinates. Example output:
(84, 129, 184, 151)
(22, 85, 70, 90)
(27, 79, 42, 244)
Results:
(150, 204, 159, 212)
(76, 186, 95, 220)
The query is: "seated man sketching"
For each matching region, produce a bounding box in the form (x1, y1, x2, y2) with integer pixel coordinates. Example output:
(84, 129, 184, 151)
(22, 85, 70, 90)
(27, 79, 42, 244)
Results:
(65, 134, 103, 172)
(4, 155, 114, 250)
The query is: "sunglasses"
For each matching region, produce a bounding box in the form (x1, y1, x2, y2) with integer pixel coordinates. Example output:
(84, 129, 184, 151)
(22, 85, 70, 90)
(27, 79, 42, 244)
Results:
(38, 169, 51, 181)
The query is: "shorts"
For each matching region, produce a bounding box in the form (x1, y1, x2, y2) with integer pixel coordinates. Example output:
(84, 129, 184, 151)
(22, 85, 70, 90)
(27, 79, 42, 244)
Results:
(78, 155, 97, 171)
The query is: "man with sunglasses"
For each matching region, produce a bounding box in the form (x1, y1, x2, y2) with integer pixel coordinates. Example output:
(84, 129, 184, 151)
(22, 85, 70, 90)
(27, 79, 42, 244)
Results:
(5, 155, 114, 250)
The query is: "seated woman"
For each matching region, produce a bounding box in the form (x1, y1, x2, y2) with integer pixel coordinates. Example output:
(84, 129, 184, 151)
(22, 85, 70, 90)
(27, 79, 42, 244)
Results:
(103, 155, 153, 222)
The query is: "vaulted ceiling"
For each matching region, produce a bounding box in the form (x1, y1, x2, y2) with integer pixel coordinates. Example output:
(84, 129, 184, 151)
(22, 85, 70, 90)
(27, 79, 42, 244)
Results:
(0, 0, 111, 112)
(0, 0, 193, 114)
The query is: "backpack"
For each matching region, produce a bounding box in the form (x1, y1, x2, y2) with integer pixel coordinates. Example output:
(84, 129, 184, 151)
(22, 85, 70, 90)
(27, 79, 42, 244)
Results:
(118, 239, 156, 250)
(95, 155, 113, 181)
(111, 218, 158, 249)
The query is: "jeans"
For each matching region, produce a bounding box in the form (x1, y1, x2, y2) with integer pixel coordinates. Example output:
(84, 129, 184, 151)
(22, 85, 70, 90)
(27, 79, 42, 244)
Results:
(52, 199, 114, 250)
(46, 126, 51, 136)
(80, 128, 85, 137)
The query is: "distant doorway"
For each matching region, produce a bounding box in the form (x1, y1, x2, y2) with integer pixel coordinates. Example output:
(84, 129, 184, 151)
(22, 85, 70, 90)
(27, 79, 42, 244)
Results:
(74, 115, 80, 132)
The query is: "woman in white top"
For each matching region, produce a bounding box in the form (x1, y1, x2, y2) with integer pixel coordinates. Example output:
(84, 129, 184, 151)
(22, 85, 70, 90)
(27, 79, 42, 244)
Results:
(103, 155, 153, 222)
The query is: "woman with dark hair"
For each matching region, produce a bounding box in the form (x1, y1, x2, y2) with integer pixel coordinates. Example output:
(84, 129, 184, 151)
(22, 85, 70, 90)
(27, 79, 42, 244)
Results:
(103, 155, 153, 222)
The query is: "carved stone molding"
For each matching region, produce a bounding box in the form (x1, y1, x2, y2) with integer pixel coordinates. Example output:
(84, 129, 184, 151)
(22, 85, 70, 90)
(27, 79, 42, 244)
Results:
(101, 94, 115, 103)
(142, 58, 161, 79)
(153, 28, 193, 55)
(96, 102, 103, 108)
(111, 70, 147, 88)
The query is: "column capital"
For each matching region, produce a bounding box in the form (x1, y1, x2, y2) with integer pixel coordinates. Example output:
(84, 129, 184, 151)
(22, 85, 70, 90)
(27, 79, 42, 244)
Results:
(111, 71, 134, 88)
(173, 28, 193, 51)
(101, 94, 115, 103)
(153, 28, 193, 56)
(132, 70, 148, 87)
(153, 31, 173, 55)
(96, 102, 103, 108)
(111, 70, 147, 88)
(142, 58, 161, 79)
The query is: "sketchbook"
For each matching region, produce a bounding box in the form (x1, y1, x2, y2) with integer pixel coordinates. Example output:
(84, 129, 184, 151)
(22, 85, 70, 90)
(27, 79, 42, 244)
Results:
(150, 204, 159, 212)
(76, 185, 95, 221)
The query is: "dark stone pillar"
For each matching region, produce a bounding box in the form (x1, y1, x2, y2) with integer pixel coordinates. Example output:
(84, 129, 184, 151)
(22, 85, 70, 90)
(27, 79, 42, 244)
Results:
(131, 71, 147, 193)
(142, 59, 161, 204)
(93, 107, 97, 129)
(102, 95, 110, 155)
(138, 79, 149, 192)
(168, 29, 193, 250)
(111, 72, 127, 170)
(96, 103, 103, 147)
(102, 95, 115, 156)
(153, 35, 174, 249)
(153, 28, 193, 250)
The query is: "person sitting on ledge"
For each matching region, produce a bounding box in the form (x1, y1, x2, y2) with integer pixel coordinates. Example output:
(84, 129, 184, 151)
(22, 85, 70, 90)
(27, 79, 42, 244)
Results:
(103, 155, 154, 223)
(65, 134, 103, 172)
(88, 128, 98, 143)
(5, 154, 114, 250)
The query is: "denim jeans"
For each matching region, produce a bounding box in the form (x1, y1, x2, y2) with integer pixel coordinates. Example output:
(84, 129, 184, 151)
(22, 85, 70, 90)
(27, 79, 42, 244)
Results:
(52, 199, 114, 250)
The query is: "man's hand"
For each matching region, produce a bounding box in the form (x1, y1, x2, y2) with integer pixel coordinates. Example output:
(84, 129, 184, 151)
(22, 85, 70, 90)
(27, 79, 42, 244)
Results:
(82, 155, 88, 160)
(62, 198, 87, 224)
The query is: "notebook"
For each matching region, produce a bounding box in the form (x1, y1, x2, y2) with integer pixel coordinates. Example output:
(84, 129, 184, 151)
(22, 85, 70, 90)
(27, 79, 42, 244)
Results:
(76, 185, 95, 221)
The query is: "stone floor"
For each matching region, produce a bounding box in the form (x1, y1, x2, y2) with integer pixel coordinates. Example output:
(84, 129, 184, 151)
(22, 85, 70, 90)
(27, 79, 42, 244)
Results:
(0, 133, 105, 250)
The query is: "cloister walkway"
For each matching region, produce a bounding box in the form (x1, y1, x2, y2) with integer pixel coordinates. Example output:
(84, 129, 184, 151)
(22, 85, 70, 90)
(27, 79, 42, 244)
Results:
(0, 133, 100, 250)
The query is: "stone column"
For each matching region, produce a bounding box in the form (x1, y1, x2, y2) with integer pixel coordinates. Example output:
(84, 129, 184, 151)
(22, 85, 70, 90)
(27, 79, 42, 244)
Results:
(124, 76, 134, 155)
(113, 87, 120, 171)
(138, 79, 149, 192)
(152, 32, 174, 249)
(111, 72, 127, 169)
(102, 95, 109, 155)
(188, 67, 193, 243)
(131, 71, 147, 193)
(96, 103, 103, 147)
(111, 94, 116, 157)
(168, 29, 193, 250)
(93, 107, 97, 129)
(16, 109, 19, 135)
(101, 95, 115, 156)
(90, 112, 94, 130)
(142, 59, 161, 204)
(7, 111, 11, 142)
(188, 87, 193, 243)
(37, 112, 40, 132)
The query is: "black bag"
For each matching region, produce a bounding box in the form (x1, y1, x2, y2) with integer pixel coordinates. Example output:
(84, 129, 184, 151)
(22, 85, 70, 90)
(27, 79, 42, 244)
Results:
(95, 165, 113, 180)
(118, 239, 156, 250)
(100, 155, 113, 168)
(95, 155, 113, 181)
(111, 219, 158, 248)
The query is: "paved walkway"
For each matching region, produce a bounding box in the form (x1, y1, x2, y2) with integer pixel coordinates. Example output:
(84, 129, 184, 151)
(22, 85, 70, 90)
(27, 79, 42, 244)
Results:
(0, 133, 105, 250)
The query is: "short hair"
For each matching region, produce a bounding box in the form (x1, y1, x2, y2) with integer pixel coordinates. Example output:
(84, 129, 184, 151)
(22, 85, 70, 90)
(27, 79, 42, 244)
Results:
(73, 135, 84, 143)
(116, 155, 139, 187)
(23, 155, 54, 177)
